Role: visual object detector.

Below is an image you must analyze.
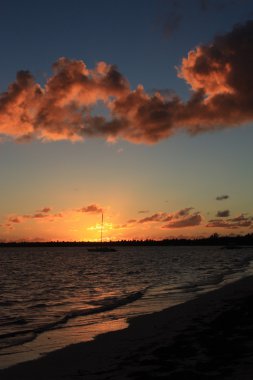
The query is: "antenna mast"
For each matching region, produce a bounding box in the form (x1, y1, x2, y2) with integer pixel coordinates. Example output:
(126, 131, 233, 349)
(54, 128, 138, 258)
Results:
(100, 213, 103, 244)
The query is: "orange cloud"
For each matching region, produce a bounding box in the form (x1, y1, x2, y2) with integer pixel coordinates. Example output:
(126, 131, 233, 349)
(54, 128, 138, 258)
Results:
(0, 59, 129, 142)
(4, 208, 63, 228)
(2, 204, 104, 233)
(1, 21, 253, 144)
(8, 216, 22, 223)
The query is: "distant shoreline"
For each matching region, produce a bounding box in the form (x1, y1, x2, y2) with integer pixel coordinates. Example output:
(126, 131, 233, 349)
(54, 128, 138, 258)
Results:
(0, 234, 253, 247)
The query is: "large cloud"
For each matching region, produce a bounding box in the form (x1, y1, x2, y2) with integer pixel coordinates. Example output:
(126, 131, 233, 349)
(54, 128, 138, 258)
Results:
(1, 21, 253, 144)
(0, 59, 129, 142)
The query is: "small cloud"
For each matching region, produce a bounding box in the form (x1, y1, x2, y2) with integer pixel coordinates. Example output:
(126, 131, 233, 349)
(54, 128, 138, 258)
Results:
(127, 219, 137, 223)
(38, 207, 51, 213)
(138, 210, 149, 214)
(78, 204, 103, 214)
(177, 207, 194, 217)
(8, 216, 22, 223)
(216, 195, 229, 201)
(163, 207, 193, 222)
(139, 213, 167, 224)
(33, 213, 48, 219)
(216, 210, 230, 217)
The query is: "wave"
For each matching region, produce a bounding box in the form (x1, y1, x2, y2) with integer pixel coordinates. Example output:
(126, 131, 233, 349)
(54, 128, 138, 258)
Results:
(0, 289, 146, 349)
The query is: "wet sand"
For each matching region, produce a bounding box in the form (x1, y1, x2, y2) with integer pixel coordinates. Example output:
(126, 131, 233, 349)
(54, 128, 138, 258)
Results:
(1, 276, 253, 379)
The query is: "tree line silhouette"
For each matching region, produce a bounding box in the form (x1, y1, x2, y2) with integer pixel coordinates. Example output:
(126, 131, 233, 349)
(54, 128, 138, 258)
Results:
(0, 233, 253, 248)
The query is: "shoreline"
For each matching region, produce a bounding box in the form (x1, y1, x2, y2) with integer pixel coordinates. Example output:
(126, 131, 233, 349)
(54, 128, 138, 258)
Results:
(1, 275, 253, 379)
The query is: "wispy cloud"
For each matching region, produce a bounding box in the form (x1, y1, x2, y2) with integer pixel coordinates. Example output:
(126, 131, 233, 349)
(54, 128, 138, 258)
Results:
(216, 195, 229, 201)
(3, 208, 63, 230)
(127, 219, 137, 224)
(138, 213, 167, 224)
(207, 214, 253, 229)
(162, 213, 202, 229)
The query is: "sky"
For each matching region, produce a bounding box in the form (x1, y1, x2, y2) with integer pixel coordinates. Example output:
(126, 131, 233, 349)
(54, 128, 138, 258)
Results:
(0, 0, 253, 241)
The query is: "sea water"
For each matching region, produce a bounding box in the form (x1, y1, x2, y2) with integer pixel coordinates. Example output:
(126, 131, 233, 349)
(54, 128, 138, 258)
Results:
(0, 245, 252, 368)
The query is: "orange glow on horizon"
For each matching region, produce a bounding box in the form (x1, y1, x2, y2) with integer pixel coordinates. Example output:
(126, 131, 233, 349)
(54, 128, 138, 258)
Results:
(0, 204, 252, 242)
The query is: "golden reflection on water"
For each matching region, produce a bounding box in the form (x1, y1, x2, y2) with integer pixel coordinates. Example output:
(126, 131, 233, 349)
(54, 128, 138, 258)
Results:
(0, 317, 128, 370)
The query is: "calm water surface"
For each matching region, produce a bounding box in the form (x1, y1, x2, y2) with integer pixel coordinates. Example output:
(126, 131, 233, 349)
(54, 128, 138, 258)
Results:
(0, 245, 252, 368)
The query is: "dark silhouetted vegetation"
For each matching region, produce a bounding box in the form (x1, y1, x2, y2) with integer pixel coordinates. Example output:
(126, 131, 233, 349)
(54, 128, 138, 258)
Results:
(0, 234, 253, 248)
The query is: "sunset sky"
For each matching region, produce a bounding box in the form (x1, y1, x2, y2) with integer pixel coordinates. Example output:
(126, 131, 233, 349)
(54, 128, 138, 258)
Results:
(0, 0, 253, 241)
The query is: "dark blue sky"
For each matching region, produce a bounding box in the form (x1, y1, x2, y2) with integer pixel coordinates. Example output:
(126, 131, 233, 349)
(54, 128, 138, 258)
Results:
(1, 0, 252, 93)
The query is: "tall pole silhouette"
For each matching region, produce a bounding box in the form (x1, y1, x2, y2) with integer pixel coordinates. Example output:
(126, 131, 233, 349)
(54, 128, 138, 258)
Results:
(100, 213, 103, 245)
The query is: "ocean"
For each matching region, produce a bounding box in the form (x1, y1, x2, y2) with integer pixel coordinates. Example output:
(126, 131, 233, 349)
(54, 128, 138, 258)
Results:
(0, 245, 252, 369)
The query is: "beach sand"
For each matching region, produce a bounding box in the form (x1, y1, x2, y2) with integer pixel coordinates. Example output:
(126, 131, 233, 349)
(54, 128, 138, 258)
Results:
(1, 276, 253, 379)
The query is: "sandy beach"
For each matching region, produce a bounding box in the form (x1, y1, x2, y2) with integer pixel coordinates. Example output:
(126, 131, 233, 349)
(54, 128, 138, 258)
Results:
(1, 275, 253, 380)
